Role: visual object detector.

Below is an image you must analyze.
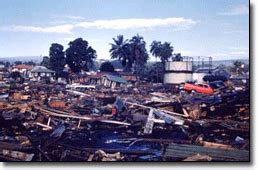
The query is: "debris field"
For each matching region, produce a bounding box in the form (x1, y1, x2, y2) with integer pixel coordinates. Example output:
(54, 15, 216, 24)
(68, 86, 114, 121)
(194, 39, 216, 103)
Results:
(0, 81, 249, 161)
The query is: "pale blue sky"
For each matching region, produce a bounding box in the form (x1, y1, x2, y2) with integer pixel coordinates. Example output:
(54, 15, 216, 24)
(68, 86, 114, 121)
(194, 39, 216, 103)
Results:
(0, 0, 249, 60)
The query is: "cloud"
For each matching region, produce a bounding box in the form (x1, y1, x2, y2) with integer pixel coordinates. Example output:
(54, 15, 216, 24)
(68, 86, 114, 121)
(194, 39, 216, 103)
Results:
(76, 17, 197, 30)
(49, 15, 85, 25)
(52, 15, 85, 20)
(229, 47, 249, 51)
(65, 16, 85, 20)
(220, 4, 249, 16)
(0, 17, 197, 34)
(210, 49, 249, 59)
(229, 51, 248, 55)
(0, 24, 74, 34)
(62, 37, 76, 41)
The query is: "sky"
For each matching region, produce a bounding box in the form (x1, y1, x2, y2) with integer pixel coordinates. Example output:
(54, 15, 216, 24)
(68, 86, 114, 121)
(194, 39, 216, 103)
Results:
(0, 0, 249, 61)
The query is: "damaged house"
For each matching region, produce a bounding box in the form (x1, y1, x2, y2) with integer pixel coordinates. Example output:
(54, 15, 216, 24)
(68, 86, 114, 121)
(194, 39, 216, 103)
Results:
(11, 64, 33, 78)
(101, 74, 127, 88)
(29, 66, 55, 82)
(89, 72, 127, 88)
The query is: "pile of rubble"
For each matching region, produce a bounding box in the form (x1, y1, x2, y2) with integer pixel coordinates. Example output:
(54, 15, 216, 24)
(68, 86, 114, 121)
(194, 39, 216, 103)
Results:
(0, 81, 249, 161)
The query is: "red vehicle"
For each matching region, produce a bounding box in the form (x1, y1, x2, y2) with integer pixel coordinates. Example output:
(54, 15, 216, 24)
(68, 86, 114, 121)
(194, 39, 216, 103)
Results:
(183, 83, 214, 94)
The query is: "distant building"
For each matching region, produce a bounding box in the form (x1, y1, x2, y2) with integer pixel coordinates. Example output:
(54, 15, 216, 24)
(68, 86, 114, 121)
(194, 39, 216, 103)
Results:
(11, 64, 33, 77)
(29, 66, 55, 81)
(69, 73, 90, 84)
(193, 66, 230, 83)
(101, 74, 127, 88)
(89, 72, 127, 88)
(89, 72, 106, 85)
(117, 71, 137, 83)
(0, 64, 9, 82)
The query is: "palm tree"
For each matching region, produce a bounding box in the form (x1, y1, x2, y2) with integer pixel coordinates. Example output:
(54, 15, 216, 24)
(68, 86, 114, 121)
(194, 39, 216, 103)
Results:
(129, 34, 149, 78)
(160, 42, 173, 64)
(172, 53, 183, 61)
(109, 35, 132, 71)
(150, 41, 173, 65)
(150, 41, 162, 59)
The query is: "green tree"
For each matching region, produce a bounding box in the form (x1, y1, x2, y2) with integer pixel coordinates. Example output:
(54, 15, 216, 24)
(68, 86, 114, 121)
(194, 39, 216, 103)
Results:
(49, 43, 66, 76)
(14, 61, 22, 65)
(150, 41, 173, 65)
(172, 53, 183, 61)
(129, 34, 149, 78)
(23, 61, 36, 66)
(109, 35, 132, 71)
(100, 61, 115, 72)
(66, 38, 97, 73)
(41, 56, 50, 68)
(147, 62, 164, 83)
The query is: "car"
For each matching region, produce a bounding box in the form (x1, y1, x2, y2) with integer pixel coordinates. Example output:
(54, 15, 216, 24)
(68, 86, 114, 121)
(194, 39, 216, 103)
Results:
(183, 83, 214, 94)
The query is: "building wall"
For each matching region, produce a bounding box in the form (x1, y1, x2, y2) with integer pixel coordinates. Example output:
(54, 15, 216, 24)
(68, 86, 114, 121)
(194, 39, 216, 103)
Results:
(165, 61, 192, 71)
(164, 72, 193, 84)
(164, 61, 193, 84)
(30, 72, 55, 81)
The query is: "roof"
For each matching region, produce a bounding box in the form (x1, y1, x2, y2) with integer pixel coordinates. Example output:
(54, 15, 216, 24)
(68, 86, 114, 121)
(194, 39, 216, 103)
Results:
(103, 74, 127, 84)
(13, 64, 33, 70)
(89, 72, 106, 79)
(117, 71, 137, 81)
(31, 66, 55, 73)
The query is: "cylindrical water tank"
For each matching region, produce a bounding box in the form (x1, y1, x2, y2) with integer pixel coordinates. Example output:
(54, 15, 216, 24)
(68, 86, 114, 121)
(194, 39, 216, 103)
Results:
(165, 61, 193, 72)
(164, 61, 193, 84)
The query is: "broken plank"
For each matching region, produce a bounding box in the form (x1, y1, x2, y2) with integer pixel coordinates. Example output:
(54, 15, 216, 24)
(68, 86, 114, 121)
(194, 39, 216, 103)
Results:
(164, 143, 249, 161)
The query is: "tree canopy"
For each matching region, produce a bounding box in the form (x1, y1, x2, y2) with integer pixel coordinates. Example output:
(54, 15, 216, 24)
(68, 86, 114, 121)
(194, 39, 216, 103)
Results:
(172, 53, 183, 61)
(109, 35, 132, 71)
(150, 41, 174, 65)
(129, 34, 149, 78)
(66, 38, 97, 73)
(109, 34, 149, 76)
(49, 43, 66, 75)
(41, 56, 50, 68)
(100, 61, 115, 72)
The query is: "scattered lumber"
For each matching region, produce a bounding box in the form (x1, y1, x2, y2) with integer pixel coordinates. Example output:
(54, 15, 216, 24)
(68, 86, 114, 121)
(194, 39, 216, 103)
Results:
(164, 143, 249, 161)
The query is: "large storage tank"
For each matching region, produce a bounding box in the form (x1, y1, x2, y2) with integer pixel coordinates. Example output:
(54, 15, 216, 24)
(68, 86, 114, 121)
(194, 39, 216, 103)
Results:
(164, 61, 193, 84)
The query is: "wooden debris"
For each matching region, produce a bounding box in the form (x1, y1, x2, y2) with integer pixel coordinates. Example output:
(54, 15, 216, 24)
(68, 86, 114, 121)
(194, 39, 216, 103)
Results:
(164, 143, 249, 161)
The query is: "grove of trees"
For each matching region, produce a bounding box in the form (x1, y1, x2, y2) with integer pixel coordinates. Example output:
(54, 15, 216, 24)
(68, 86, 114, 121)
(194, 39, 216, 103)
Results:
(40, 35, 185, 80)
(40, 37, 97, 76)
(66, 38, 97, 73)
(100, 62, 115, 72)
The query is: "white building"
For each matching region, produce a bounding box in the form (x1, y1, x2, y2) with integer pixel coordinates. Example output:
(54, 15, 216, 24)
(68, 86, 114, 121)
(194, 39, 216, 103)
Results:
(29, 66, 55, 81)
(11, 64, 33, 77)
